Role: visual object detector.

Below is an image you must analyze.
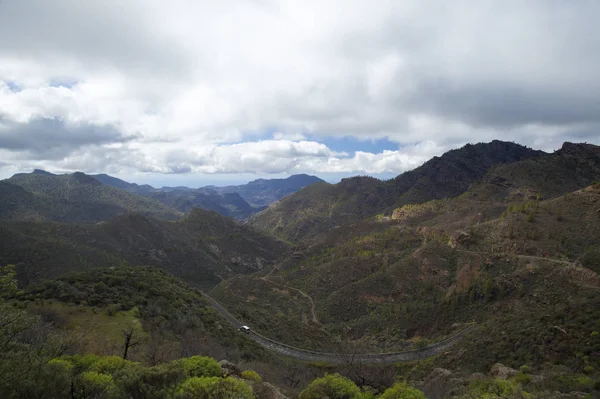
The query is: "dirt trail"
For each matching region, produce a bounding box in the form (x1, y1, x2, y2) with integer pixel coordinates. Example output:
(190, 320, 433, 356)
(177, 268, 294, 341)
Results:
(458, 249, 574, 265)
(260, 276, 321, 325)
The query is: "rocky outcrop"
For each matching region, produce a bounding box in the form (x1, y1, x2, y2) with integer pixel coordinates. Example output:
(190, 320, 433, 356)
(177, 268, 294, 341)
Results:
(218, 359, 240, 377)
(489, 363, 519, 380)
(254, 382, 288, 399)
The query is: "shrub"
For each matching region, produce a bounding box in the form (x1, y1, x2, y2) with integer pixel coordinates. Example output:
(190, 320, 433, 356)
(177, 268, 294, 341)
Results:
(90, 356, 137, 375)
(119, 361, 186, 398)
(514, 373, 532, 384)
(583, 366, 595, 374)
(178, 376, 253, 399)
(550, 374, 594, 392)
(80, 371, 118, 398)
(458, 379, 526, 399)
(519, 365, 532, 374)
(299, 373, 362, 399)
(379, 382, 426, 399)
(106, 303, 120, 316)
(241, 370, 262, 383)
(179, 356, 222, 378)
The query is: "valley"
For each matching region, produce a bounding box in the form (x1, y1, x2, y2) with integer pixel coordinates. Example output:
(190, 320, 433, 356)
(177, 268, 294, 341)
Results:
(1, 140, 599, 398)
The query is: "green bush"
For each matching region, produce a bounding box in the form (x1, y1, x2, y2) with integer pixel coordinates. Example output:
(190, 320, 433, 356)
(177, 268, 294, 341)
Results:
(80, 371, 118, 399)
(519, 365, 532, 374)
(457, 379, 527, 399)
(177, 376, 253, 399)
(179, 356, 222, 378)
(90, 356, 137, 375)
(299, 373, 362, 399)
(514, 373, 532, 384)
(241, 370, 262, 383)
(119, 361, 186, 399)
(379, 382, 426, 399)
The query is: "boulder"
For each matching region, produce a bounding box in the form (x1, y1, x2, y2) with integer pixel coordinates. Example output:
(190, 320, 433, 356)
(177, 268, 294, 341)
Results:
(490, 363, 518, 380)
(254, 382, 288, 399)
(420, 368, 457, 399)
(218, 359, 240, 377)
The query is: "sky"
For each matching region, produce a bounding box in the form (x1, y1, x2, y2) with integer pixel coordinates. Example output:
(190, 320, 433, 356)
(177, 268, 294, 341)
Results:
(0, 0, 599, 186)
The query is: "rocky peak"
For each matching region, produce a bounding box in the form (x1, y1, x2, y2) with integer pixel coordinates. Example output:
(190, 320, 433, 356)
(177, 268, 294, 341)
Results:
(71, 171, 102, 186)
(558, 142, 600, 157)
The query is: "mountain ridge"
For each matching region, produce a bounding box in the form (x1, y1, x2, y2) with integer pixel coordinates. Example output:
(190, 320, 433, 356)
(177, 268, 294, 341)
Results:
(250, 140, 546, 242)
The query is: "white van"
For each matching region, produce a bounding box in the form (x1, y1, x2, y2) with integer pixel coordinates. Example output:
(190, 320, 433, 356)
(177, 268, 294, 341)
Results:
(239, 325, 251, 333)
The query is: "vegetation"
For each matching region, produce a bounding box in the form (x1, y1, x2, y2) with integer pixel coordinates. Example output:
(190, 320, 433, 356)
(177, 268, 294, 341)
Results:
(1, 353, 250, 399)
(251, 140, 544, 243)
(299, 373, 365, 399)
(2, 140, 600, 397)
(19, 266, 271, 363)
(0, 208, 288, 289)
(1, 171, 182, 222)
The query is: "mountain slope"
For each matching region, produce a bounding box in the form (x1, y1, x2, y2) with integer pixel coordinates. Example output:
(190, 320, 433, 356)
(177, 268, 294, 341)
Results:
(0, 208, 289, 288)
(3, 171, 181, 222)
(214, 143, 600, 372)
(214, 184, 600, 371)
(250, 140, 544, 243)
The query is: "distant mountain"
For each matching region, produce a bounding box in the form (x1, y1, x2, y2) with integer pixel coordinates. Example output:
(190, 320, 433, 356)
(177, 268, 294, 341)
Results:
(92, 173, 325, 220)
(250, 140, 544, 242)
(211, 174, 326, 207)
(148, 189, 258, 220)
(92, 173, 155, 194)
(1, 171, 181, 222)
(1, 208, 289, 289)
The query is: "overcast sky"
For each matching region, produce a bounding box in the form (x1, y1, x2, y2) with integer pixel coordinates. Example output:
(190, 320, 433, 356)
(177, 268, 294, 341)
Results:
(1, 0, 599, 186)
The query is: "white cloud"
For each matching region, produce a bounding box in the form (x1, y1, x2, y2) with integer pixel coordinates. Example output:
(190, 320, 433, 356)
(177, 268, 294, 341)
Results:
(0, 0, 599, 180)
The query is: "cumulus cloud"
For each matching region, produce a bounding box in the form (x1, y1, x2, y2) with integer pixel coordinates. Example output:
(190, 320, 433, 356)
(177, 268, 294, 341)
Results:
(0, 0, 598, 180)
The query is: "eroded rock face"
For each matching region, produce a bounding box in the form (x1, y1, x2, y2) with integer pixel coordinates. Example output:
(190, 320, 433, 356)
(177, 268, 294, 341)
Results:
(219, 359, 240, 377)
(420, 368, 462, 399)
(489, 363, 519, 380)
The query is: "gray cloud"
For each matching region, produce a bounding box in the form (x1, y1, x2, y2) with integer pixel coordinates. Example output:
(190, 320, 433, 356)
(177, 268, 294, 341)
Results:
(0, 0, 599, 179)
(0, 118, 134, 159)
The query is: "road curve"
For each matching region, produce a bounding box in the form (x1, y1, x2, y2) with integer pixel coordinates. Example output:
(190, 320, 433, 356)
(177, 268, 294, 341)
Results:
(202, 293, 475, 364)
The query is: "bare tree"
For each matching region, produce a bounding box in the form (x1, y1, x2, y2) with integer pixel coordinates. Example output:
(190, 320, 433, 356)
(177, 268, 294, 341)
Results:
(122, 321, 145, 360)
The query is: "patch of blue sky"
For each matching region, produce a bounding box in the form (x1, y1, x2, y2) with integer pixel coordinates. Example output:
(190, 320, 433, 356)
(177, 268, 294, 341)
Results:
(4, 80, 21, 92)
(310, 136, 398, 155)
(49, 77, 78, 89)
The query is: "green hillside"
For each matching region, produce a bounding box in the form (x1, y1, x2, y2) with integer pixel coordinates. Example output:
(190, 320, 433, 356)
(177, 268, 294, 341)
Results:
(2, 171, 181, 222)
(0, 208, 289, 289)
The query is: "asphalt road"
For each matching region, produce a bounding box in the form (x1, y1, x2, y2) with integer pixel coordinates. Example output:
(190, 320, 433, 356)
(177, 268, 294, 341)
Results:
(202, 293, 475, 364)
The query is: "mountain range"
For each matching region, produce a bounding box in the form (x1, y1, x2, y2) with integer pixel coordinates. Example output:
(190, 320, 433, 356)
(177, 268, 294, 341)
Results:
(0, 171, 324, 222)
(1, 140, 599, 398)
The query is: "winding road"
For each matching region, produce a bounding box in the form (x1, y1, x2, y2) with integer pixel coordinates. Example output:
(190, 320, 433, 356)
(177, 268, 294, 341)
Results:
(202, 293, 475, 364)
